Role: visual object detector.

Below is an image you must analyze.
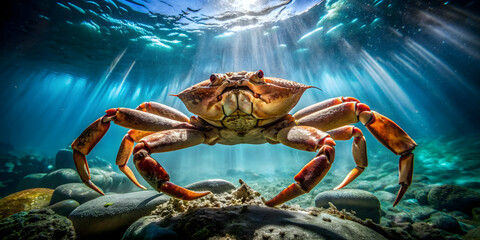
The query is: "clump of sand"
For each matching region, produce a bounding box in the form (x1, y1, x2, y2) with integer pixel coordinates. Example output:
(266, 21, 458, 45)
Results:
(152, 179, 354, 219)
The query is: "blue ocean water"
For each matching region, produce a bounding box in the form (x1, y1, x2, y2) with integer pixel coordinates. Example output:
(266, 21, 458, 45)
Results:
(0, 0, 479, 194)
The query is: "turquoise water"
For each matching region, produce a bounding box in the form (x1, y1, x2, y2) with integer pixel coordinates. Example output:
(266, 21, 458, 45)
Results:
(0, 0, 479, 194)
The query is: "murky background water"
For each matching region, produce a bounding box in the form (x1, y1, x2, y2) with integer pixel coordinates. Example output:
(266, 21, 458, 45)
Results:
(1, 0, 479, 197)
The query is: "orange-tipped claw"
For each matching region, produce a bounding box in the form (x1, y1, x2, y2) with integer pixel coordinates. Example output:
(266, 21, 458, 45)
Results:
(160, 181, 210, 200)
(264, 183, 305, 207)
(119, 165, 147, 190)
(116, 133, 147, 190)
(393, 183, 409, 207)
(393, 153, 414, 206)
(73, 150, 104, 195)
(334, 166, 364, 190)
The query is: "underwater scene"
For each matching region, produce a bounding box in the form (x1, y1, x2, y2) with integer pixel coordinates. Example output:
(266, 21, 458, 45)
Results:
(1, 0, 480, 239)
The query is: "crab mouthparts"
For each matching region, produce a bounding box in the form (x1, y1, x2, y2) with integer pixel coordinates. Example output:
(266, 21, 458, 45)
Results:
(220, 86, 253, 95)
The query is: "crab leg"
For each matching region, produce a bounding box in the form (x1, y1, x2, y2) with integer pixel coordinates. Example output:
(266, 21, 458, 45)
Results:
(116, 130, 158, 190)
(136, 102, 190, 123)
(264, 126, 335, 207)
(294, 97, 416, 206)
(133, 129, 210, 200)
(115, 102, 192, 189)
(327, 126, 368, 190)
(293, 97, 359, 119)
(71, 108, 196, 195)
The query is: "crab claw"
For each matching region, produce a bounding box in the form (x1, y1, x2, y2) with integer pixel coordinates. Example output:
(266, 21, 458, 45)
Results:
(73, 150, 104, 195)
(160, 181, 210, 200)
(393, 153, 414, 206)
(133, 139, 211, 201)
(363, 111, 416, 206)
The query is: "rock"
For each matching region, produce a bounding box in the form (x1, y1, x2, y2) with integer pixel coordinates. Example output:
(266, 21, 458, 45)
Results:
(41, 167, 136, 193)
(0, 188, 54, 219)
(473, 207, 480, 221)
(185, 179, 236, 194)
(426, 212, 462, 234)
(413, 175, 431, 184)
(50, 183, 103, 204)
(384, 184, 400, 194)
(428, 184, 480, 214)
(123, 205, 387, 240)
(0, 153, 53, 196)
(123, 219, 178, 240)
(387, 212, 413, 224)
(448, 211, 470, 221)
(410, 205, 437, 221)
(410, 222, 456, 240)
(108, 173, 142, 193)
(55, 148, 113, 171)
(412, 187, 431, 205)
(68, 190, 170, 237)
(374, 190, 396, 203)
(16, 173, 47, 190)
(42, 168, 82, 188)
(314, 189, 381, 223)
(48, 199, 80, 217)
(465, 226, 480, 240)
(55, 148, 75, 169)
(88, 156, 114, 171)
(350, 180, 375, 192)
(0, 208, 75, 240)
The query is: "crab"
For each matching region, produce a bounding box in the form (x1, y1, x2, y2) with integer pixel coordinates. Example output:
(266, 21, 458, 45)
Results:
(71, 70, 416, 207)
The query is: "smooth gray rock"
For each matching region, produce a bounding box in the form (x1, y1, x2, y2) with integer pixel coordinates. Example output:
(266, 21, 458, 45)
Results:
(410, 206, 437, 221)
(48, 199, 80, 217)
(426, 212, 462, 234)
(108, 173, 140, 194)
(55, 148, 75, 170)
(185, 179, 236, 194)
(42, 168, 82, 188)
(123, 205, 387, 240)
(314, 189, 381, 223)
(428, 184, 480, 214)
(41, 167, 137, 193)
(50, 183, 103, 204)
(412, 186, 431, 205)
(68, 190, 170, 237)
(123, 218, 178, 240)
(374, 190, 396, 203)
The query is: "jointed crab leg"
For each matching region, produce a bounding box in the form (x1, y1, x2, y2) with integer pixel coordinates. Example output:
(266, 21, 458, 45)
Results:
(133, 129, 211, 200)
(71, 110, 115, 195)
(327, 126, 368, 190)
(264, 126, 336, 207)
(136, 102, 190, 123)
(116, 102, 191, 190)
(116, 130, 156, 190)
(72, 107, 197, 195)
(294, 97, 416, 206)
(364, 111, 415, 206)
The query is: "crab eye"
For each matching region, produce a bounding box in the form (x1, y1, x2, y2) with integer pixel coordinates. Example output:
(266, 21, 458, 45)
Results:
(257, 70, 264, 78)
(209, 74, 223, 85)
(250, 70, 265, 83)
